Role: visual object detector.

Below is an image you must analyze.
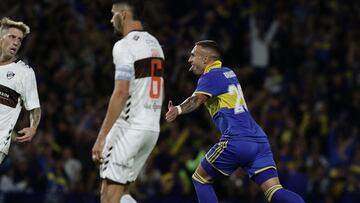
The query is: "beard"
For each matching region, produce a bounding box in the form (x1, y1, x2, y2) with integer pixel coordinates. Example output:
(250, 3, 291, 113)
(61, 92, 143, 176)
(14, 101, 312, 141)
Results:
(113, 28, 123, 37)
(190, 66, 203, 75)
(113, 17, 124, 37)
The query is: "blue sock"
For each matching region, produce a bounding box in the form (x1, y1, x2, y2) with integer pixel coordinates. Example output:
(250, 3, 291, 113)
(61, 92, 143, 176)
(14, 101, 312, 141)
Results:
(265, 185, 305, 203)
(192, 173, 218, 203)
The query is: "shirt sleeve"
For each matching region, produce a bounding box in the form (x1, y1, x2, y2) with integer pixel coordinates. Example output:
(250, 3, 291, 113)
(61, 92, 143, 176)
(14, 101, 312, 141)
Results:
(21, 69, 40, 110)
(113, 41, 134, 81)
(194, 73, 224, 97)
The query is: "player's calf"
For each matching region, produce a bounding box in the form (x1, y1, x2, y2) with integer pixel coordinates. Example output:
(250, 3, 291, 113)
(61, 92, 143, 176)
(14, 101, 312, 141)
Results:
(264, 185, 305, 203)
(254, 169, 305, 203)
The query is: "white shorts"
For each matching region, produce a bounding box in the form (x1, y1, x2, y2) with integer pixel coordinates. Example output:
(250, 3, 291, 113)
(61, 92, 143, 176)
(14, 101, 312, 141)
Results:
(0, 127, 12, 155)
(0, 152, 6, 164)
(99, 127, 159, 184)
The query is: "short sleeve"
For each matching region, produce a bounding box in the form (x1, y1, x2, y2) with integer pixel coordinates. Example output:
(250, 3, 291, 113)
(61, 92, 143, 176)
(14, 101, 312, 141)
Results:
(113, 42, 134, 81)
(194, 73, 225, 97)
(21, 69, 40, 110)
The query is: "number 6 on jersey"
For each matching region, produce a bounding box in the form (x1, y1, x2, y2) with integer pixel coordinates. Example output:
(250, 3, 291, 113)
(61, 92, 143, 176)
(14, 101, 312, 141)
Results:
(150, 58, 162, 99)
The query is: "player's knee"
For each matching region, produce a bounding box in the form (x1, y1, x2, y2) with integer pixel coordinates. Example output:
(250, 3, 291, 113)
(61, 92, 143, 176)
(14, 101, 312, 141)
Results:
(100, 189, 112, 203)
(192, 171, 213, 184)
(264, 184, 283, 202)
(100, 193, 110, 203)
(100, 191, 119, 203)
(100, 181, 124, 203)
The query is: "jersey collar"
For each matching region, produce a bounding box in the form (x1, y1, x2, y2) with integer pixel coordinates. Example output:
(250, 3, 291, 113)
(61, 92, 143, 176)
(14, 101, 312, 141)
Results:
(203, 60, 222, 74)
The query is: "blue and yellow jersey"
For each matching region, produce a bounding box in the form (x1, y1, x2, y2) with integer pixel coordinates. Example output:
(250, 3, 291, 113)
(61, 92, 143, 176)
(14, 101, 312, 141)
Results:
(194, 60, 268, 142)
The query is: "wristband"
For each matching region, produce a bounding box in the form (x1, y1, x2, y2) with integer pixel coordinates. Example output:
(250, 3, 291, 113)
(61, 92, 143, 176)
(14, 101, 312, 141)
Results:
(176, 105, 182, 115)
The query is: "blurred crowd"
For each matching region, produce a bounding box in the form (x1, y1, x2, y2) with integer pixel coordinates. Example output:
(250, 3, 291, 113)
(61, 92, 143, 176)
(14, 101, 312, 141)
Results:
(0, 0, 359, 202)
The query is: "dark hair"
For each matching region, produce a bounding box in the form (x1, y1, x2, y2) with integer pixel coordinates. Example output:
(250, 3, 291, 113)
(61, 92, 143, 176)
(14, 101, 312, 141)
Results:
(195, 40, 222, 60)
(113, 0, 144, 20)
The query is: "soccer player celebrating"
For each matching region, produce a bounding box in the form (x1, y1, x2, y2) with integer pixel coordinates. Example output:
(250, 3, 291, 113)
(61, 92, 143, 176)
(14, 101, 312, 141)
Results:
(91, 0, 165, 202)
(166, 40, 305, 203)
(0, 17, 41, 164)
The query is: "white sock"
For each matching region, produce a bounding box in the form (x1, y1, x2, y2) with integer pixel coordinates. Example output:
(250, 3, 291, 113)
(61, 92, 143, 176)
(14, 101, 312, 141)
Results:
(120, 194, 137, 203)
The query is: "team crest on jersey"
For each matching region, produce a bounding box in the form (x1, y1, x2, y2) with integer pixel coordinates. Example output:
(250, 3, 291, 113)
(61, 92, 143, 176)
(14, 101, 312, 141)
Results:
(133, 35, 140, 41)
(6, 71, 15, 79)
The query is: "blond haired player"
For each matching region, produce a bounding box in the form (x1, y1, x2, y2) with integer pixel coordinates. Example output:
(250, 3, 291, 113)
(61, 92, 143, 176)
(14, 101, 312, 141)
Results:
(0, 17, 41, 163)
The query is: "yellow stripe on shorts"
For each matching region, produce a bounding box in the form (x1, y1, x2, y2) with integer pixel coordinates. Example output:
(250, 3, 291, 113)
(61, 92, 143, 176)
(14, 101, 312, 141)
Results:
(207, 141, 228, 163)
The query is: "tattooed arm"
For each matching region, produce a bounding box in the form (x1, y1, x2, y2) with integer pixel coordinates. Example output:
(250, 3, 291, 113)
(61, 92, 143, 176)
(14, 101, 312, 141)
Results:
(178, 94, 208, 114)
(16, 107, 41, 143)
(166, 93, 208, 122)
(30, 107, 41, 129)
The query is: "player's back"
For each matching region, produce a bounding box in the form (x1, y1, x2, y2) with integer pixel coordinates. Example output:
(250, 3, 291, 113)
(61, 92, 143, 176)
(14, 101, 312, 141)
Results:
(112, 31, 164, 132)
(196, 66, 268, 142)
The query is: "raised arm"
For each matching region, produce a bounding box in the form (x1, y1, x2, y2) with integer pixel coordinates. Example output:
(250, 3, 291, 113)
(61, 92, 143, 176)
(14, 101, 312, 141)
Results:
(166, 93, 208, 122)
(264, 20, 279, 44)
